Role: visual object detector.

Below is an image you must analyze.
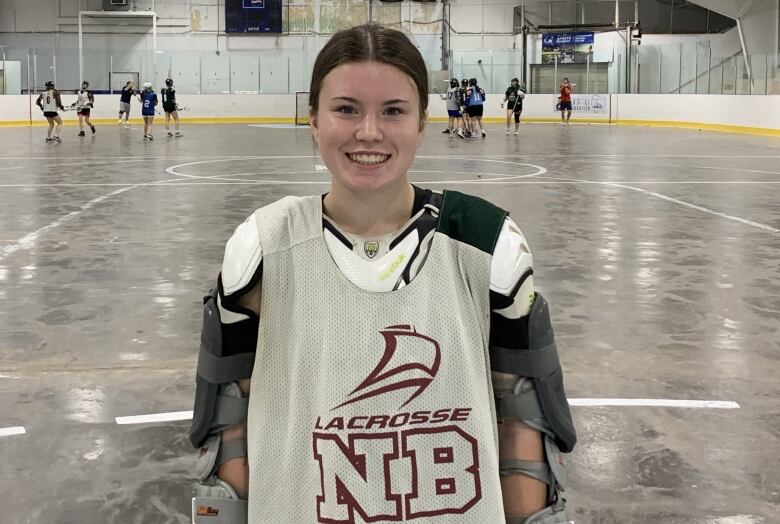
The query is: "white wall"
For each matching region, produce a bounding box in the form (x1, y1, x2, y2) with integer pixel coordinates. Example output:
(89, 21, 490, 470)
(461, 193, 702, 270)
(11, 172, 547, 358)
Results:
(614, 94, 780, 129)
(2, 93, 779, 133)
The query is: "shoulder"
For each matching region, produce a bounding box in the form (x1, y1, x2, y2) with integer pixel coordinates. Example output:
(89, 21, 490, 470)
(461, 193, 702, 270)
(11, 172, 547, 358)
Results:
(221, 212, 263, 297)
(436, 190, 507, 254)
(225, 196, 319, 276)
(489, 217, 533, 296)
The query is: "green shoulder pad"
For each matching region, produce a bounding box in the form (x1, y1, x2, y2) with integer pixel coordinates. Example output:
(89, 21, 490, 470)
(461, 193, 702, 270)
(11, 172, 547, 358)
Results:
(436, 190, 508, 254)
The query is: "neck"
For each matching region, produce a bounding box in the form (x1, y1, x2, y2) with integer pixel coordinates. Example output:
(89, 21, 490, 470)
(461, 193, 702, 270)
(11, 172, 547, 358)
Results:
(323, 181, 414, 237)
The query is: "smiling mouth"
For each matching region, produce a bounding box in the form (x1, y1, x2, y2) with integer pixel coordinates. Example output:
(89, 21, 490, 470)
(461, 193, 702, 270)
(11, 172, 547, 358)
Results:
(346, 153, 391, 166)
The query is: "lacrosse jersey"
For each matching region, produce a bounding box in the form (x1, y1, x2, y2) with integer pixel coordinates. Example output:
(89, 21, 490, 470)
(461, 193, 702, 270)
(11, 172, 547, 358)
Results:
(246, 192, 510, 523)
(41, 90, 59, 112)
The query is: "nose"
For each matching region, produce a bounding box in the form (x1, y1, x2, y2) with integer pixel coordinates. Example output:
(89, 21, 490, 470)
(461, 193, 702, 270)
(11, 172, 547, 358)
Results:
(355, 113, 383, 143)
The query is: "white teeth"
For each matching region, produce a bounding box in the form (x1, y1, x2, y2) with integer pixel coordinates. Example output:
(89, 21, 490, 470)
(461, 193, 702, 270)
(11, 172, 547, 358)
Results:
(348, 153, 389, 165)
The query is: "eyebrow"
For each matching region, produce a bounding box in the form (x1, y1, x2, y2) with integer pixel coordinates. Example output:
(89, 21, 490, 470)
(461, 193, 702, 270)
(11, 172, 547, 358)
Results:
(332, 96, 410, 105)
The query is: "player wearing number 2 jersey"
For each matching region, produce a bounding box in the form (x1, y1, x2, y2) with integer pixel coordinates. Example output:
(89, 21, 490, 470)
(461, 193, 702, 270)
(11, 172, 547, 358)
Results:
(139, 82, 158, 140)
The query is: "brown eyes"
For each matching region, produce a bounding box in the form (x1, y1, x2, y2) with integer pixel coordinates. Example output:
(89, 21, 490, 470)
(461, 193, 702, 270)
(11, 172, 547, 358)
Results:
(334, 106, 405, 117)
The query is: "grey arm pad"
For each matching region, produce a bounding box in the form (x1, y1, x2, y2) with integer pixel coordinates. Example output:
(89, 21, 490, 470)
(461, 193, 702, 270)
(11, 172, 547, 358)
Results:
(490, 293, 577, 453)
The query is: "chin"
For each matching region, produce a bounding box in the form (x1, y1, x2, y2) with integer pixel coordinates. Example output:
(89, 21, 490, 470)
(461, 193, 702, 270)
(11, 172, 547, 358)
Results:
(338, 166, 401, 192)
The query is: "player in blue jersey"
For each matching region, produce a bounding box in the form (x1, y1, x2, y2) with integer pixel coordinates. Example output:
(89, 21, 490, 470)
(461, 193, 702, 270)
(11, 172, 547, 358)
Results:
(138, 82, 158, 140)
(465, 77, 486, 138)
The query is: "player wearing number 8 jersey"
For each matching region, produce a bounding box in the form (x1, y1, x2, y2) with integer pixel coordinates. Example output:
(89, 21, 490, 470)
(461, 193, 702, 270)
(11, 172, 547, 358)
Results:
(189, 23, 576, 524)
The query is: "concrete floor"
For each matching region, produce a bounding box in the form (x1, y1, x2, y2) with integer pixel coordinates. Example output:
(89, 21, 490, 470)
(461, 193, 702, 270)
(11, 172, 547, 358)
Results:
(0, 121, 778, 524)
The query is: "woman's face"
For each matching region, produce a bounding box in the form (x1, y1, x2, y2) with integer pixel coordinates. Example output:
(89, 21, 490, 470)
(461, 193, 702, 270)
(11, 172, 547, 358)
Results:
(310, 61, 425, 194)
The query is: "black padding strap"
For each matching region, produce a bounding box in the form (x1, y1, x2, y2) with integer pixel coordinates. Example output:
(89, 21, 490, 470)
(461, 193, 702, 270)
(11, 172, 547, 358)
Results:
(490, 341, 560, 378)
(197, 347, 256, 384)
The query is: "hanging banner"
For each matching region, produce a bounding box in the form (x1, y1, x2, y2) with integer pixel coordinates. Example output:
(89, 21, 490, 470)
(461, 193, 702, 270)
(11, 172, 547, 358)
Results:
(542, 32, 595, 64)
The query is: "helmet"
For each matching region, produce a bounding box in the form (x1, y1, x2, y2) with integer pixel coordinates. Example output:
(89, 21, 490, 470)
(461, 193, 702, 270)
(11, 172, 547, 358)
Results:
(143, 82, 152, 89)
(81, 81, 89, 89)
(460, 78, 468, 87)
(450, 77, 458, 88)
(469, 77, 477, 86)
(511, 77, 519, 87)
(165, 78, 173, 87)
(45, 80, 55, 90)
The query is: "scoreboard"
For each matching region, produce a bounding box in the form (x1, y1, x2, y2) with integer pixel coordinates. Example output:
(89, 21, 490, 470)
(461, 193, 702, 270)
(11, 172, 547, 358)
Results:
(225, 0, 283, 33)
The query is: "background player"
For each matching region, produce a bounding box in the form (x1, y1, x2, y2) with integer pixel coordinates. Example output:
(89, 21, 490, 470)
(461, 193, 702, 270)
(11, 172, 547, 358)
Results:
(501, 77, 526, 135)
(75, 81, 96, 137)
(118, 81, 134, 124)
(459, 78, 472, 137)
(138, 82, 158, 140)
(465, 77, 487, 138)
(438, 77, 465, 138)
(161, 78, 182, 137)
(559, 77, 573, 125)
(35, 80, 64, 143)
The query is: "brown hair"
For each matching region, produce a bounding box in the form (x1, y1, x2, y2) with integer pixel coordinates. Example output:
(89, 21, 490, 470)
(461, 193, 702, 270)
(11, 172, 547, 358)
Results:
(309, 24, 428, 124)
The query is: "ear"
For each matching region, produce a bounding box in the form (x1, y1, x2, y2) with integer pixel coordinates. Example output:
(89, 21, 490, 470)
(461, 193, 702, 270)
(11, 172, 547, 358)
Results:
(309, 108, 320, 145)
(417, 111, 427, 147)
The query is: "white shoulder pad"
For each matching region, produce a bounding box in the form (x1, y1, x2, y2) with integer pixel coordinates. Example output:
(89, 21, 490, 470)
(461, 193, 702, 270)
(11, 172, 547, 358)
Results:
(221, 212, 263, 297)
(490, 217, 533, 296)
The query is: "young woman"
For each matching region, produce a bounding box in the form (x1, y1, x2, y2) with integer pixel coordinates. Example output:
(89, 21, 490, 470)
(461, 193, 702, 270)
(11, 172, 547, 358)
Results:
(161, 78, 182, 137)
(35, 81, 64, 143)
(466, 77, 487, 138)
(502, 77, 526, 135)
(189, 24, 575, 524)
(118, 81, 135, 124)
(138, 82, 158, 140)
(75, 81, 96, 137)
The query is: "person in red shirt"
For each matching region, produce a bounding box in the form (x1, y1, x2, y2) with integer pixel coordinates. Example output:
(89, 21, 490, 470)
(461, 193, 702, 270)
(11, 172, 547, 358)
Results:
(559, 77, 573, 125)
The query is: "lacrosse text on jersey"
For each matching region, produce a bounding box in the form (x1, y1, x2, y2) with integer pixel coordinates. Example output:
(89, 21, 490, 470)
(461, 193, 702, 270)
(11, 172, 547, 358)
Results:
(312, 325, 483, 523)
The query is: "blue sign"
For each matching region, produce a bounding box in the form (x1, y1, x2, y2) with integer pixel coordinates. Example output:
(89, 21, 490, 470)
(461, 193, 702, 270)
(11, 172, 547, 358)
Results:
(542, 32, 595, 64)
(243, 0, 264, 8)
(542, 33, 594, 47)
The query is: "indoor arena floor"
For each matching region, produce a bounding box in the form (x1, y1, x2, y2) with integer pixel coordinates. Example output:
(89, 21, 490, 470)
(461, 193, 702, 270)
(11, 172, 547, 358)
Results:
(1, 121, 778, 524)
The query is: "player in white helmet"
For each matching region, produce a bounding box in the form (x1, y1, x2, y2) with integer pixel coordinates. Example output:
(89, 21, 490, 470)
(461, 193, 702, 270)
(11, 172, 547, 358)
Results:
(138, 82, 158, 140)
(75, 81, 96, 137)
